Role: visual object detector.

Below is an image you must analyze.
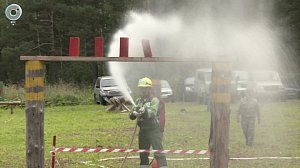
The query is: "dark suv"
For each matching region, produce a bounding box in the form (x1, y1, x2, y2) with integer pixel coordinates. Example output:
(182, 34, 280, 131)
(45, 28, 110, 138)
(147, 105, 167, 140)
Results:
(93, 76, 122, 105)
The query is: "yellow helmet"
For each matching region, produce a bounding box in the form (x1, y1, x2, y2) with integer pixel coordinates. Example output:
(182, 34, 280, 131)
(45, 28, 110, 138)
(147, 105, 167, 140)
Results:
(138, 77, 152, 87)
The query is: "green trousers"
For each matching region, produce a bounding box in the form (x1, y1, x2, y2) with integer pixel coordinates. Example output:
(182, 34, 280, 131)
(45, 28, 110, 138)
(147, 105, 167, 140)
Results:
(241, 117, 256, 146)
(138, 127, 167, 167)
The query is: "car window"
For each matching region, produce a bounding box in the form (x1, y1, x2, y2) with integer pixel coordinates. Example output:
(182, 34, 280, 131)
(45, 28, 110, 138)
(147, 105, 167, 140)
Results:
(161, 80, 171, 89)
(184, 77, 195, 85)
(95, 79, 100, 87)
(253, 71, 280, 81)
(205, 72, 212, 81)
(197, 73, 205, 81)
(101, 79, 118, 87)
(233, 71, 249, 81)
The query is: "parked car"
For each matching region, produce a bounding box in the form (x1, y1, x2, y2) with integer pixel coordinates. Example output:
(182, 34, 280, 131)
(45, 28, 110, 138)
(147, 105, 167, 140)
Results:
(232, 70, 249, 101)
(194, 69, 248, 103)
(194, 68, 211, 104)
(281, 74, 300, 99)
(160, 80, 173, 101)
(285, 87, 300, 99)
(184, 77, 195, 93)
(251, 70, 286, 101)
(183, 77, 196, 102)
(94, 76, 122, 105)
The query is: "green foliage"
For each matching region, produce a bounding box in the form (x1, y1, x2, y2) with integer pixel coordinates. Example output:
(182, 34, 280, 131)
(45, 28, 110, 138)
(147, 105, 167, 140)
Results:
(273, 0, 300, 69)
(45, 82, 94, 106)
(2, 85, 24, 102)
(0, 0, 133, 84)
(1, 82, 93, 106)
(0, 1, 300, 85)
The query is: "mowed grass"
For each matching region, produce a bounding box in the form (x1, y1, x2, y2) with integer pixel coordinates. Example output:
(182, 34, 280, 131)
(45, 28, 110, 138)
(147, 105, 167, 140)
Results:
(0, 100, 300, 167)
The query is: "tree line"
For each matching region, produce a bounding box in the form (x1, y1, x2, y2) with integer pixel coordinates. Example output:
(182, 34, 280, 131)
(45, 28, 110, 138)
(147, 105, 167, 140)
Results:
(0, 0, 299, 85)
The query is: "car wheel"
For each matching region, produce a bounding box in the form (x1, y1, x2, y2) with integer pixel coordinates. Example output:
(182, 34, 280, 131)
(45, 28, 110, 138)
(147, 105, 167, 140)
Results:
(280, 95, 287, 102)
(94, 94, 100, 104)
(197, 94, 206, 104)
(99, 96, 107, 105)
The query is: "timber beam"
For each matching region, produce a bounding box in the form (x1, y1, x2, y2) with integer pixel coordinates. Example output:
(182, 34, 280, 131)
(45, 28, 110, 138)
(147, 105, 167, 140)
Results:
(20, 56, 228, 62)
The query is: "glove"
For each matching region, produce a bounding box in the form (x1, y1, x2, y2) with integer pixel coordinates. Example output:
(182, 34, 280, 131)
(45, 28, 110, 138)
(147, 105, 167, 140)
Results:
(132, 111, 142, 118)
(132, 106, 138, 111)
(138, 107, 145, 113)
(129, 112, 136, 120)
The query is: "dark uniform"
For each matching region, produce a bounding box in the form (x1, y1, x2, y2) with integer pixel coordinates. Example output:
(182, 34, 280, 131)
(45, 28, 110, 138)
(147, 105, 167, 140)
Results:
(237, 96, 260, 146)
(129, 97, 167, 168)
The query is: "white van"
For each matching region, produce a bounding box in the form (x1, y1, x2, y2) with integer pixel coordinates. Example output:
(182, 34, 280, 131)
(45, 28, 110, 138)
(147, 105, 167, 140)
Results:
(194, 69, 212, 103)
(232, 70, 249, 99)
(160, 80, 173, 101)
(251, 70, 286, 101)
(194, 69, 249, 103)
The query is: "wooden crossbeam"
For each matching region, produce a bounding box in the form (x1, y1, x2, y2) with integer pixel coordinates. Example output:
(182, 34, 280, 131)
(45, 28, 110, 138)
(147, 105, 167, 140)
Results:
(20, 56, 224, 62)
(0, 101, 21, 105)
(20, 54, 232, 168)
(0, 101, 22, 114)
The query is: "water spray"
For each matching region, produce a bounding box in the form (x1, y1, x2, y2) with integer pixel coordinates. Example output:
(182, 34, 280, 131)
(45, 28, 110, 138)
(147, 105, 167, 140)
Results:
(108, 62, 136, 107)
(107, 1, 286, 167)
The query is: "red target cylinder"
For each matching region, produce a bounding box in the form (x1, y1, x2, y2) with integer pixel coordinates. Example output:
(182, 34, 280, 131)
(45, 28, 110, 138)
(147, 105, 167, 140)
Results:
(95, 37, 104, 57)
(69, 37, 80, 57)
(142, 39, 152, 57)
(119, 37, 129, 57)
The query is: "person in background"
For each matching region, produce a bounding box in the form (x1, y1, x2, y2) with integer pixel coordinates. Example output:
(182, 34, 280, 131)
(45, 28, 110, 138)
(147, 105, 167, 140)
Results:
(236, 89, 261, 146)
(207, 82, 212, 112)
(129, 77, 167, 168)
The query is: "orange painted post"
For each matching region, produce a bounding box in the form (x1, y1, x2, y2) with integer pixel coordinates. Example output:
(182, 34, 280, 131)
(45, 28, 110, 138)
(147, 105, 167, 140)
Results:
(119, 37, 129, 57)
(95, 37, 104, 57)
(209, 62, 232, 168)
(142, 39, 152, 57)
(25, 60, 45, 168)
(69, 37, 80, 56)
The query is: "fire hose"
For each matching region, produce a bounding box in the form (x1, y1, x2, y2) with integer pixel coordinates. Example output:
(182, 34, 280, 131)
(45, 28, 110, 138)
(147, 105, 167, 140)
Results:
(119, 115, 139, 168)
(119, 108, 155, 168)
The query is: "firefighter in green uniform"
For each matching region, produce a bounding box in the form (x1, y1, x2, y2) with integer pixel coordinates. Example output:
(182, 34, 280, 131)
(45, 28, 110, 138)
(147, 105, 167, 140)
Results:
(237, 89, 261, 146)
(129, 77, 168, 168)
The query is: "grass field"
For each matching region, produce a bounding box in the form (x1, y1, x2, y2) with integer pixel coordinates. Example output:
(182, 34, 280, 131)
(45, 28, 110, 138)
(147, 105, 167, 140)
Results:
(0, 100, 300, 167)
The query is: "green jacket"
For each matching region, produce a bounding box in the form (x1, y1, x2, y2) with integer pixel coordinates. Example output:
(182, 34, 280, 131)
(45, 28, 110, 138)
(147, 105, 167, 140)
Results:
(129, 97, 160, 130)
(237, 97, 260, 121)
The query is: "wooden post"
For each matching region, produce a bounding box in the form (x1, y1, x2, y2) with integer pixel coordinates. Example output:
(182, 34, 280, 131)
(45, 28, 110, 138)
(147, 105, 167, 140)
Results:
(51, 136, 57, 168)
(25, 61, 45, 168)
(0, 81, 4, 101)
(209, 62, 232, 168)
(143, 0, 150, 11)
(10, 105, 13, 114)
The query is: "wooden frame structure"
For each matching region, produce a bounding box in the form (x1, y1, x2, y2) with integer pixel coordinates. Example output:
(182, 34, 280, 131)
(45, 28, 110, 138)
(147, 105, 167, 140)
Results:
(21, 37, 231, 168)
(0, 101, 21, 114)
(20, 56, 214, 62)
